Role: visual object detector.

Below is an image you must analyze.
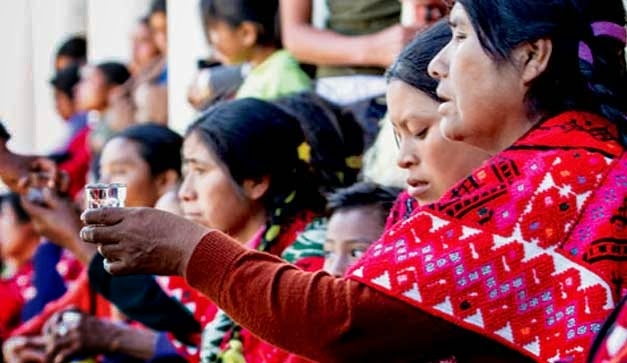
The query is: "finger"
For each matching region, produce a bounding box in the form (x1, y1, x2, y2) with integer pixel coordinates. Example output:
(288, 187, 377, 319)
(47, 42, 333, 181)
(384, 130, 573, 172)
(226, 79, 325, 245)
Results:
(16, 176, 30, 192)
(21, 194, 47, 216)
(41, 188, 60, 208)
(79, 224, 121, 245)
(80, 207, 125, 226)
(24, 335, 48, 350)
(103, 258, 132, 275)
(55, 171, 71, 194)
(97, 243, 130, 261)
(45, 330, 76, 357)
(17, 348, 46, 363)
(54, 344, 81, 363)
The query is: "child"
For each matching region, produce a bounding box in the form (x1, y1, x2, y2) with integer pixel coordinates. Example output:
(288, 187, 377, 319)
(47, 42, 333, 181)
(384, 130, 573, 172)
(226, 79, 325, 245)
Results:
(324, 182, 401, 277)
(199, 0, 311, 100)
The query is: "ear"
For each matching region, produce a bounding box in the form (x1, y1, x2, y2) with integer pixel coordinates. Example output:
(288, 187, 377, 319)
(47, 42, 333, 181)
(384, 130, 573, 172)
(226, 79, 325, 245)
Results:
(237, 21, 259, 48)
(154, 170, 181, 196)
(515, 38, 553, 85)
(241, 176, 270, 202)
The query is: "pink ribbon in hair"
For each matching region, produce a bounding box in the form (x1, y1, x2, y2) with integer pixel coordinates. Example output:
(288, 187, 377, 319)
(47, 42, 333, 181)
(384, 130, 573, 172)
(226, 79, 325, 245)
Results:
(591, 21, 627, 44)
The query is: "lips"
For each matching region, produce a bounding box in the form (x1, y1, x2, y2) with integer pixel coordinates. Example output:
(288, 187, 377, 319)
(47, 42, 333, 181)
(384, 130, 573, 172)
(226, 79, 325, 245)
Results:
(407, 178, 430, 198)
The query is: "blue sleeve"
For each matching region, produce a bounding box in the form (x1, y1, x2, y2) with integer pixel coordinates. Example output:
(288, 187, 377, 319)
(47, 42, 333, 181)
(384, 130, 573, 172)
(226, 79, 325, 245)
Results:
(88, 254, 201, 345)
(21, 241, 67, 321)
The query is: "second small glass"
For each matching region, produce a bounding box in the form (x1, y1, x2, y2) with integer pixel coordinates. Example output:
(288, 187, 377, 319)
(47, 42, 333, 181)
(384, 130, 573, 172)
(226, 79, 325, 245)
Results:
(85, 183, 127, 209)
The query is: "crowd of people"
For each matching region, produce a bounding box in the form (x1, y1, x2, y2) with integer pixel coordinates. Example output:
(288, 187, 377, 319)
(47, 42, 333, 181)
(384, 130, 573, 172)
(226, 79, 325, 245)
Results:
(0, 0, 626, 362)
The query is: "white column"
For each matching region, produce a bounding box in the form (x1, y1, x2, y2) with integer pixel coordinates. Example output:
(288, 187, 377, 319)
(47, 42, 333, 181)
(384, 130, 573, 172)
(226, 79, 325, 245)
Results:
(167, 0, 211, 135)
(86, 0, 151, 64)
(0, 0, 87, 154)
(0, 0, 35, 153)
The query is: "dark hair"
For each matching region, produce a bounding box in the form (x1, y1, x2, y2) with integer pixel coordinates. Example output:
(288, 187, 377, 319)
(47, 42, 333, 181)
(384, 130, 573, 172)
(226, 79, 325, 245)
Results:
(457, 0, 627, 143)
(0, 193, 31, 224)
(149, 0, 166, 15)
(387, 20, 451, 101)
(114, 123, 183, 178)
(327, 182, 402, 225)
(188, 98, 325, 241)
(56, 35, 87, 63)
(199, 0, 281, 47)
(50, 64, 81, 99)
(274, 91, 365, 194)
(95, 62, 131, 86)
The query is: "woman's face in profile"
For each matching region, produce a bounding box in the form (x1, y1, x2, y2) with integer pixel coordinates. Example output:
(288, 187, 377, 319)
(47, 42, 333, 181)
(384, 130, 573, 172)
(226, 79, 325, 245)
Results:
(99, 137, 162, 208)
(178, 132, 256, 235)
(428, 3, 527, 154)
(387, 79, 488, 204)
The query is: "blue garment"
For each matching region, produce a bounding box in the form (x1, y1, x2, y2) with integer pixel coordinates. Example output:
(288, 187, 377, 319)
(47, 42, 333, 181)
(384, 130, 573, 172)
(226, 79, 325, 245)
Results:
(21, 242, 67, 321)
(154, 66, 168, 85)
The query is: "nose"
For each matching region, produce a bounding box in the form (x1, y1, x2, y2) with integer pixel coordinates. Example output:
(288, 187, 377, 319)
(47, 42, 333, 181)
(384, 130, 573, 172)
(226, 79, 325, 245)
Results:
(178, 174, 196, 202)
(397, 137, 419, 170)
(428, 45, 448, 80)
(325, 254, 348, 277)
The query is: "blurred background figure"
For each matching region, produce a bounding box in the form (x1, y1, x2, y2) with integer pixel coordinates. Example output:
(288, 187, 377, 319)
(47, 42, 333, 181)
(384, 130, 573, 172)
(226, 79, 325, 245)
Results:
(54, 35, 87, 72)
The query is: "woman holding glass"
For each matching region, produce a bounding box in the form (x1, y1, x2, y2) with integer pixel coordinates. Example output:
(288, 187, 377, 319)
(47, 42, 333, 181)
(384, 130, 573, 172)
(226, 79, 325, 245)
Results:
(82, 0, 627, 361)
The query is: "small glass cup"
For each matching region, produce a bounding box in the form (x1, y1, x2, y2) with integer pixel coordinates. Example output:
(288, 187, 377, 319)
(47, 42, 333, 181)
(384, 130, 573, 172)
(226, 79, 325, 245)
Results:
(85, 183, 127, 210)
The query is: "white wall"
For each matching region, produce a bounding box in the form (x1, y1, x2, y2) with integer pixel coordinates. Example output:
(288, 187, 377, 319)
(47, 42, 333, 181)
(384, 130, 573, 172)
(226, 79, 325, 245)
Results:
(86, 0, 150, 64)
(0, 0, 87, 154)
(167, 0, 211, 135)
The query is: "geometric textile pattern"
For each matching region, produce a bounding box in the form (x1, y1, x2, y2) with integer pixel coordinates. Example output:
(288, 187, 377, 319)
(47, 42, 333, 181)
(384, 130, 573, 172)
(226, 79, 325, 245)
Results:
(349, 112, 627, 362)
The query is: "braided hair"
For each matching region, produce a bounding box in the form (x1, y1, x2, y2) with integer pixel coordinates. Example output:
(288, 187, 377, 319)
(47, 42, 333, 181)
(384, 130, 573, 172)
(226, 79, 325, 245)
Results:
(458, 0, 627, 144)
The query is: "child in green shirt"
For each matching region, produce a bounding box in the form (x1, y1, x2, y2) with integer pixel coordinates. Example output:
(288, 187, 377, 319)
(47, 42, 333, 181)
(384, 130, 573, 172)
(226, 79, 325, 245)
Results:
(200, 0, 311, 100)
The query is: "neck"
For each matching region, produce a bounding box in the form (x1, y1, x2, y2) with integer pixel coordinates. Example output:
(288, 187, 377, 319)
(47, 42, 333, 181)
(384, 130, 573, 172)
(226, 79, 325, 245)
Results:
(248, 46, 277, 68)
(231, 207, 268, 244)
(481, 112, 543, 156)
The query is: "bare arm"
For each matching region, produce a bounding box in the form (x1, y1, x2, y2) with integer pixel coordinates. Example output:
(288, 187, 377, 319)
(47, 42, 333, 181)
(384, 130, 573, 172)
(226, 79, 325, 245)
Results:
(280, 0, 417, 68)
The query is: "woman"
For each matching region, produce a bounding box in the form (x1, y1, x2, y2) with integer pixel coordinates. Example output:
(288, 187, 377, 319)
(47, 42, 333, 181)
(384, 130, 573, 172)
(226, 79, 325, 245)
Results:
(3, 124, 186, 362)
(82, 0, 627, 362)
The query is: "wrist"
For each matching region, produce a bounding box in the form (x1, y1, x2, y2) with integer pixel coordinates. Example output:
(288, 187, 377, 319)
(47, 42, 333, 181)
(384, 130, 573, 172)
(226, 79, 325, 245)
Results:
(178, 225, 211, 276)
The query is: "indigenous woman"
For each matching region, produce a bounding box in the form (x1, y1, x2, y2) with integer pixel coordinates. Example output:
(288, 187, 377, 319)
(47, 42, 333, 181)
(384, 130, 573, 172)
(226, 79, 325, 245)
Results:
(82, 0, 627, 361)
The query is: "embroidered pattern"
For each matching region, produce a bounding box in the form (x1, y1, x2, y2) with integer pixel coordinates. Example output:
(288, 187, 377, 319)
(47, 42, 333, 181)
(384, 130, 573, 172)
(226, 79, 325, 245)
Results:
(349, 112, 627, 362)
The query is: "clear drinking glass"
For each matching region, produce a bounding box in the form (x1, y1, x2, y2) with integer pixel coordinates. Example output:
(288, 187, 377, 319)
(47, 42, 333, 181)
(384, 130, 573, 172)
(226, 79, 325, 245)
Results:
(85, 183, 127, 209)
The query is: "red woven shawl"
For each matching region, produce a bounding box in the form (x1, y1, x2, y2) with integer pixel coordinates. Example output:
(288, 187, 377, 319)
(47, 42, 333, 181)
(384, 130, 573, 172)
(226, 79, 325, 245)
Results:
(348, 111, 627, 362)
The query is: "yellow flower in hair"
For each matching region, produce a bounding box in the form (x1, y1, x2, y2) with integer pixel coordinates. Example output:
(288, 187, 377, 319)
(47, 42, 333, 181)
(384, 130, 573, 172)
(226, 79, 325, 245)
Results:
(345, 155, 363, 169)
(297, 142, 311, 163)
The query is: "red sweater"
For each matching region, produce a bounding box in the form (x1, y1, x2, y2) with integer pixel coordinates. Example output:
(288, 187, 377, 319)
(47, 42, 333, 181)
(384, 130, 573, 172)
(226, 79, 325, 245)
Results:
(185, 232, 530, 363)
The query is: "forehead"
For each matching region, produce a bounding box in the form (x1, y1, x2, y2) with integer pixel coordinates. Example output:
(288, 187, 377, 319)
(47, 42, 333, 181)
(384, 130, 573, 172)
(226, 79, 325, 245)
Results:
(328, 206, 383, 229)
(183, 132, 216, 161)
(449, 3, 470, 27)
(101, 138, 142, 162)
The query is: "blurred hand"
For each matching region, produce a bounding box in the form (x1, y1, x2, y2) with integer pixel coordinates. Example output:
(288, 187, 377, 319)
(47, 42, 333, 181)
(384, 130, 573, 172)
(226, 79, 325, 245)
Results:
(43, 310, 114, 363)
(371, 24, 421, 67)
(21, 189, 83, 252)
(2, 335, 47, 363)
(80, 207, 209, 275)
(0, 149, 66, 194)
